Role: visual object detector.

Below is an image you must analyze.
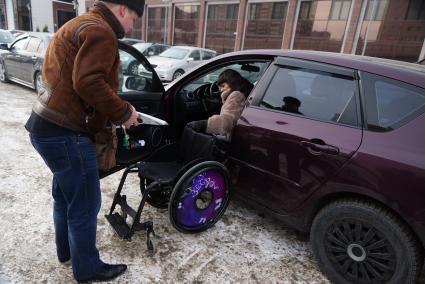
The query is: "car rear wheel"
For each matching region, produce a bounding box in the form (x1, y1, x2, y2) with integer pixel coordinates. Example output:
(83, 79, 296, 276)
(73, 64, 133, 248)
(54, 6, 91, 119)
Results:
(0, 61, 9, 83)
(311, 199, 423, 284)
(173, 70, 184, 80)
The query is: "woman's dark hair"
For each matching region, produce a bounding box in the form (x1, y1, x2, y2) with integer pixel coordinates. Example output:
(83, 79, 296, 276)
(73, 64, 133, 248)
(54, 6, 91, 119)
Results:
(217, 69, 253, 98)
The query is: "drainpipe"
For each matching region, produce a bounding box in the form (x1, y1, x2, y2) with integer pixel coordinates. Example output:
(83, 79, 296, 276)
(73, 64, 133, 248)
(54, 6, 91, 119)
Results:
(73, 0, 79, 16)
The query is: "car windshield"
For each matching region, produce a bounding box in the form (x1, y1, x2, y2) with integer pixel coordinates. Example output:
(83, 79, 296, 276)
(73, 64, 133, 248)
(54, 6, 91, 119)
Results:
(133, 43, 152, 52)
(0, 30, 14, 43)
(159, 47, 189, 60)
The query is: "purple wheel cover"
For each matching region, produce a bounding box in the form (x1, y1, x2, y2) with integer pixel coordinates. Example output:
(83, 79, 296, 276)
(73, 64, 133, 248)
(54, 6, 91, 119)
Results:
(175, 169, 226, 228)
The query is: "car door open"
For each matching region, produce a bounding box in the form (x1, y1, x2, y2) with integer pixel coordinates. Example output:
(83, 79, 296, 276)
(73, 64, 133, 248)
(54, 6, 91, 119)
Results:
(101, 41, 166, 178)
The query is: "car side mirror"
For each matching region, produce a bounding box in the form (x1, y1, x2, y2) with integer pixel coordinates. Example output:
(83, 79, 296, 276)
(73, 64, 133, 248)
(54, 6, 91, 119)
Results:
(0, 43, 8, 50)
(187, 57, 194, 62)
(125, 76, 149, 91)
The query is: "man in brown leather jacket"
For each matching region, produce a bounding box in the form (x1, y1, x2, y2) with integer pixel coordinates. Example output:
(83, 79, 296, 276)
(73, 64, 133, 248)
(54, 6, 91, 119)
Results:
(25, 0, 144, 282)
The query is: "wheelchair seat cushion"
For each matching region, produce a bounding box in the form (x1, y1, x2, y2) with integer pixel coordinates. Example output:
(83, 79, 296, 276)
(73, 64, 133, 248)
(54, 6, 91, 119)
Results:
(138, 161, 182, 183)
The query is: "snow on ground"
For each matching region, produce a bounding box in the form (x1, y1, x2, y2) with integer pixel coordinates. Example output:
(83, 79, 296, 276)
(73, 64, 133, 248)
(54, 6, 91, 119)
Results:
(0, 82, 423, 284)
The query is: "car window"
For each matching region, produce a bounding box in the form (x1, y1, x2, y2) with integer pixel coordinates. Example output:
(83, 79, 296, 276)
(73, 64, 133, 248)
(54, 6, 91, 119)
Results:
(259, 66, 359, 127)
(202, 51, 215, 60)
(182, 60, 271, 93)
(37, 41, 46, 53)
(160, 45, 169, 53)
(26, 37, 42, 53)
(118, 49, 159, 93)
(12, 37, 30, 51)
(363, 73, 425, 131)
(159, 47, 189, 59)
(189, 50, 201, 60)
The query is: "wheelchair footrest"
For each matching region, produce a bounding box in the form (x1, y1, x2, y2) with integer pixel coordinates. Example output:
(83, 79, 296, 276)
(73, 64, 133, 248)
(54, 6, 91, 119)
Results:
(115, 195, 137, 219)
(105, 212, 131, 240)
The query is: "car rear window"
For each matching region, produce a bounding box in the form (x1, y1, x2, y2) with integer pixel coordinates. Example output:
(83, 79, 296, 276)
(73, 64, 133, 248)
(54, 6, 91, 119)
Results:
(259, 66, 359, 127)
(363, 72, 425, 131)
(0, 30, 14, 43)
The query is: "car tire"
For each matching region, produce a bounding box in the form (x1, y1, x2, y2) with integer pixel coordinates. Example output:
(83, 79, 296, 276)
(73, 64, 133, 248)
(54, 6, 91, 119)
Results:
(173, 69, 184, 80)
(34, 72, 43, 94)
(127, 61, 139, 76)
(0, 61, 9, 83)
(310, 199, 423, 284)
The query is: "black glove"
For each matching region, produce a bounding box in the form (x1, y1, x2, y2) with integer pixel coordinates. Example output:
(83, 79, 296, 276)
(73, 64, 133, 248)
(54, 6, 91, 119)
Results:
(187, 120, 207, 132)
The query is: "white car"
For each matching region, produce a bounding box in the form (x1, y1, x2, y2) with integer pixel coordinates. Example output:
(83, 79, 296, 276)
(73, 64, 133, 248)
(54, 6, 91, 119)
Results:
(141, 46, 216, 82)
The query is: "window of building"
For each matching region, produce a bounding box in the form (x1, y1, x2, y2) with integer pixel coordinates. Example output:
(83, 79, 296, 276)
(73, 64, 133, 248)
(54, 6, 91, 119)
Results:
(299, 1, 317, 20)
(293, 0, 352, 52)
(208, 5, 217, 19)
(364, 0, 389, 20)
(147, 6, 167, 43)
(244, 1, 288, 50)
(355, 0, 425, 62)
(272, 2, 288, 19)
(249, 3, 261, 20)
(363, 73, 425, 131)
(260, 66, 358, 126)
(330, 0, 351, 20)
(0, 3, 6, 29)
(227, 4, 239, 19)
(205, 3, 239, 54)
(406, 0, 425, 20)
(173, 4, 199, 46)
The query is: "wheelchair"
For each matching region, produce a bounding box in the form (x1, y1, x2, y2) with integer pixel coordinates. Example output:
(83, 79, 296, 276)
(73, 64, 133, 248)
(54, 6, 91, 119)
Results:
(105, 122, 230, 255)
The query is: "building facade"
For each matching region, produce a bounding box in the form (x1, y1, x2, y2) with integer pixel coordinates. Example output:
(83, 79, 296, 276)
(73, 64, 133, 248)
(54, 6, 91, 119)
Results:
(1, 0, 86, 32)
(88, 0, 423, 63)
(1, 0, 423, 63)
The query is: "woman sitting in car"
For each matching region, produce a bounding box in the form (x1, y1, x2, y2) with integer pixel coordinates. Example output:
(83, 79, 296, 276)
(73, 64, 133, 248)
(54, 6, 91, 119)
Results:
(205, 69, 253, 140)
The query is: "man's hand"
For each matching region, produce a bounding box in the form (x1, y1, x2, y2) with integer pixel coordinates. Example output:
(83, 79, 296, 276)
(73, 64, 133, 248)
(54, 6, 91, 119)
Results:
(122, 105, 140, 128)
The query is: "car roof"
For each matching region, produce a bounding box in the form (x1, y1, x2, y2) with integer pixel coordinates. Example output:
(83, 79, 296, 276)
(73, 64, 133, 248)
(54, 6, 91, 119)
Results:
(16, 32, 53, 42)
(171, 45, 216, 53)
(216, 49, 425, 89)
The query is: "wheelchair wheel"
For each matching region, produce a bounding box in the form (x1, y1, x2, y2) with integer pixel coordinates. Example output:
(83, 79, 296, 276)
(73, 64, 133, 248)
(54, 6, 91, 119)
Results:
(141, 178, 170, 209)
(168, 161, 230, 233)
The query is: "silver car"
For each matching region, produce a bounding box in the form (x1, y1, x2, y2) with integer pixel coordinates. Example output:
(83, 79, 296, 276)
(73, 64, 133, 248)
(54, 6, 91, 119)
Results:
(144, 46, 216, 82)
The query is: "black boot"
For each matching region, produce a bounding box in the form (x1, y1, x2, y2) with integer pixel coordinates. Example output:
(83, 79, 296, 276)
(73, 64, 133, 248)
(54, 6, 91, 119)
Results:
(76, 263, 127, 283)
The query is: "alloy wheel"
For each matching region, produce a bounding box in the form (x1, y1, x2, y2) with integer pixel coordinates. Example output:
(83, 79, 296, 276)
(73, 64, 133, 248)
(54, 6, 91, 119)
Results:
(324, 219, 396, 283)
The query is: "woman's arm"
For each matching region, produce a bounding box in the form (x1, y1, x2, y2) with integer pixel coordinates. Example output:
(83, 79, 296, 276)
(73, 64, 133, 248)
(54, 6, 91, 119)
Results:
(206, 91, 246, 137)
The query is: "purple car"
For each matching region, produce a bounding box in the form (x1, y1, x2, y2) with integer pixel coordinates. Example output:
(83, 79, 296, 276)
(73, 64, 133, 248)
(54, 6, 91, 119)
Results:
(106, 43, 425, 283)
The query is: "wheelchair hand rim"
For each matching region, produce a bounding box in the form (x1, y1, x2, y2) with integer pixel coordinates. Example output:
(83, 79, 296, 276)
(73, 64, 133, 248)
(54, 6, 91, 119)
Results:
(170, 163, 229, 231)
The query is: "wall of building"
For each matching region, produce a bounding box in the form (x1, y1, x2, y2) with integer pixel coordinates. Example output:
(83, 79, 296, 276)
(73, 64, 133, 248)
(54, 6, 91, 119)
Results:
(5, 0, 14, 29)
(32, 0, 54, 32)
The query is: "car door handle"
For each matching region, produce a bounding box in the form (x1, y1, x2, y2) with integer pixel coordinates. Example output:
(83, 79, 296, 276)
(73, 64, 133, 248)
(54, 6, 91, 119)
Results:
(31, 56, 37, 60)
(301, 140, 340, 155)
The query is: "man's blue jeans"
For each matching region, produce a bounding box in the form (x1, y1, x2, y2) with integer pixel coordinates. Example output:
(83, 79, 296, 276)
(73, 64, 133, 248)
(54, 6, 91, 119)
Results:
(30, 133, 102, 280)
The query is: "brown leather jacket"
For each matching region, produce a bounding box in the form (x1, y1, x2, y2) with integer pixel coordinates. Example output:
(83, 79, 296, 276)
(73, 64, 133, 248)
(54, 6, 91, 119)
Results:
(33, 2, 131, 133)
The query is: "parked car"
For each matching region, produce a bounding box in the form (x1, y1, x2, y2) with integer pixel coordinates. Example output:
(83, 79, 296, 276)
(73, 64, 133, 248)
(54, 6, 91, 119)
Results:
(121, 37, 144, 45)
(0, 29, 15, 45)
(8, 29, 26, 37)
(141, 46, 216, 81)
(0, 32, 53, 93)
(120, 42, 169, 75)
(97, 43, 425, 283)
